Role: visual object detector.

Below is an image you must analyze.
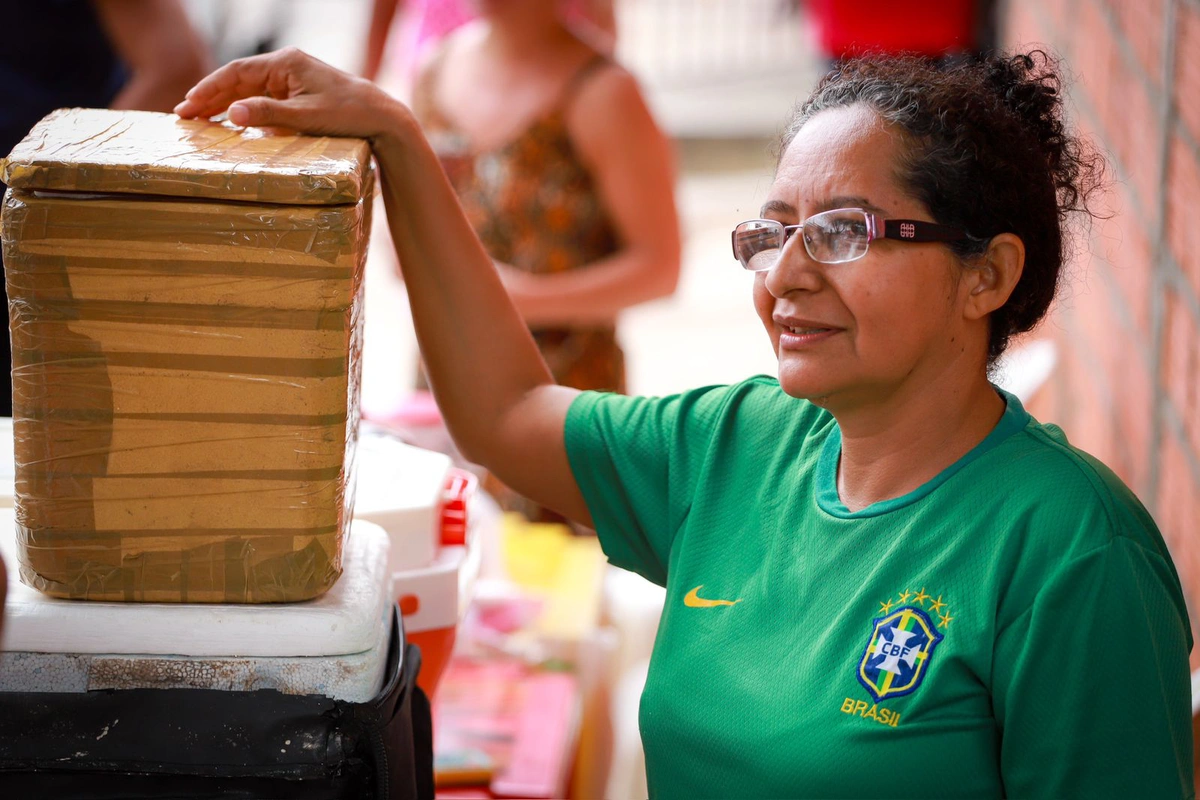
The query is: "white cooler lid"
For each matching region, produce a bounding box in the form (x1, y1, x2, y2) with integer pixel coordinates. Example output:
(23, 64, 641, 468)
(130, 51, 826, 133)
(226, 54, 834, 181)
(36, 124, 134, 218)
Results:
(0, 513, 393, 658)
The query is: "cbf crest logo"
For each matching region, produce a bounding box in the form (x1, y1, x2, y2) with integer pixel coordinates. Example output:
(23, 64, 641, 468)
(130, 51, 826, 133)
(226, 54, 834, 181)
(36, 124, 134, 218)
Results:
(857, 597, 945, 703)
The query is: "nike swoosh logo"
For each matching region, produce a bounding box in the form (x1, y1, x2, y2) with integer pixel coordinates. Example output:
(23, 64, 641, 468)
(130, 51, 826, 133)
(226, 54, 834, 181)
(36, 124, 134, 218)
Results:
(684, 585, 741, 608)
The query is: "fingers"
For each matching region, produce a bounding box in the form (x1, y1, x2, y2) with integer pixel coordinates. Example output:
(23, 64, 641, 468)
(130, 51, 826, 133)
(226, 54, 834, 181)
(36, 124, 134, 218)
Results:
(173, 57, 261, 119)
(171, 46, 397, 140)
(227, 97, 294, 129)
(174, 48, 306, 120)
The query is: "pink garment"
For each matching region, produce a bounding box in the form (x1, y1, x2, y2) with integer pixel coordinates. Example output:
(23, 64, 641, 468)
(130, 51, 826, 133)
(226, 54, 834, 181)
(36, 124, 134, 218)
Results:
(383, 0, 591, 94)
(411, 0, 474, 50)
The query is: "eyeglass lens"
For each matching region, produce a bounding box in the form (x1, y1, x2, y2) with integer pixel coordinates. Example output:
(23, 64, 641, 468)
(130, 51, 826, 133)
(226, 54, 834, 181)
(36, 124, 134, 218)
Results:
(733, 209, 873, 270)
(733, 219, 786, 271)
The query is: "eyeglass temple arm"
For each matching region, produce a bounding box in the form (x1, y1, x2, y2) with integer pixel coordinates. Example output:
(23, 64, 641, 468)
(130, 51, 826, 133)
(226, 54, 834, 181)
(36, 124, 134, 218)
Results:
(882, 219, 969, 243)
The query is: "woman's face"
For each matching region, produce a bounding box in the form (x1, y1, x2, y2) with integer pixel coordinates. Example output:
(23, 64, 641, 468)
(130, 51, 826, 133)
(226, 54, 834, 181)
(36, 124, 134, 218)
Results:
(753, 104, 977, 409)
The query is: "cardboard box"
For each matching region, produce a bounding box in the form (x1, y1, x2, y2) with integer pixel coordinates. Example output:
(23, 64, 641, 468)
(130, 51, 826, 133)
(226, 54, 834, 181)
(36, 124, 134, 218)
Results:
(0, 108, 373, 602)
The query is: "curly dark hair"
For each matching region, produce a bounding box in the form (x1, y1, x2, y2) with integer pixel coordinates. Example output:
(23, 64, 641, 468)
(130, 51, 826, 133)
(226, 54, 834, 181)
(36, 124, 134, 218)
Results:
(777, 50, 1106, 362)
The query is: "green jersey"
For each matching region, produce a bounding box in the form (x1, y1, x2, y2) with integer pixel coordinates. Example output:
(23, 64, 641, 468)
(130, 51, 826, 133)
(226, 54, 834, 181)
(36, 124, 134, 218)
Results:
(564, 377, 1193, 799)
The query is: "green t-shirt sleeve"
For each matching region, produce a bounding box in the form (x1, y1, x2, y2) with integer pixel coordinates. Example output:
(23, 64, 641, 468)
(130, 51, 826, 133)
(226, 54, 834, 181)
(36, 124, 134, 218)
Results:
(993, 536, 1194, 798)
(564, 384, 736, 586)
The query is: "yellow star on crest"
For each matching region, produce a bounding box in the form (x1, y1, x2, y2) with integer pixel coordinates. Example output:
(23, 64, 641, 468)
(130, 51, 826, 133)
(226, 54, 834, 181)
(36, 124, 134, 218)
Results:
(898, 589, 913, 603)
(879, 599, 895, 614)
(938, 612, 954, 628)
(928, 595, 947, 614)
(913, 588, 931, 606)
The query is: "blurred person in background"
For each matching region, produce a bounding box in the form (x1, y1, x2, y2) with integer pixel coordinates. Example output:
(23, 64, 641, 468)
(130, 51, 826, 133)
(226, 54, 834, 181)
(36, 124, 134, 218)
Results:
(0, 0, 210, 417)
(362, 0, 616, 96)
(404, 0, 680, 521)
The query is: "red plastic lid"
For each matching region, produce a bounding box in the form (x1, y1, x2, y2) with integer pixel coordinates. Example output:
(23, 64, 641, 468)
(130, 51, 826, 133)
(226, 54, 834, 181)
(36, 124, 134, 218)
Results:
(440, 469, 477, 546)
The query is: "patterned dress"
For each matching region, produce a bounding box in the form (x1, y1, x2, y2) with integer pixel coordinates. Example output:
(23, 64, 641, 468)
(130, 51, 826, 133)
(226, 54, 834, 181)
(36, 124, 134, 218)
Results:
(413, 50, 625, 521)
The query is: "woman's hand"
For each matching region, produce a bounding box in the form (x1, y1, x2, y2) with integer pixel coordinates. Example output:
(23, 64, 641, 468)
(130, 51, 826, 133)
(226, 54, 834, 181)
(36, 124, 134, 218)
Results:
(173, 47, 404, 141)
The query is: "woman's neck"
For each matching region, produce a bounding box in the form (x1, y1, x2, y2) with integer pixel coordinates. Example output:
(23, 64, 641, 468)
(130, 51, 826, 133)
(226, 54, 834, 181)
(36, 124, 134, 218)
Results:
(830, 372, 1006, 512)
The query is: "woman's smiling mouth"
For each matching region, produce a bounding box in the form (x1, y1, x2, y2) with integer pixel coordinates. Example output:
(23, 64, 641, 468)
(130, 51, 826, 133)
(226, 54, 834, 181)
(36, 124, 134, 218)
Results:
(775, 317, 842, 348)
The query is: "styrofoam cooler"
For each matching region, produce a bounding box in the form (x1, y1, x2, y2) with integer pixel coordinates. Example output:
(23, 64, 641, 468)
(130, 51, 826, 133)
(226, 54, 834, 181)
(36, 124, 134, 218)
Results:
(0, 513, 397, 701)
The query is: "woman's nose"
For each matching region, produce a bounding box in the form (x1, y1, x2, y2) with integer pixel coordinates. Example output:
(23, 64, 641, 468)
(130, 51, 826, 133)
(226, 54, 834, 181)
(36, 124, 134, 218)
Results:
(763, 234, 824, 298)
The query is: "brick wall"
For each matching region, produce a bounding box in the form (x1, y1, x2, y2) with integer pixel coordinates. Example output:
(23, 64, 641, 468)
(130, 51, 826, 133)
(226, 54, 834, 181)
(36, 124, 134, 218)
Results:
(1006, 0, 1200, 666)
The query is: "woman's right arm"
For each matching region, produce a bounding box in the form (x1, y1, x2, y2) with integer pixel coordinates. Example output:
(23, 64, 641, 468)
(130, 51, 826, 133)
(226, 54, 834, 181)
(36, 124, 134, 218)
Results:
(174, 48, 593, 525)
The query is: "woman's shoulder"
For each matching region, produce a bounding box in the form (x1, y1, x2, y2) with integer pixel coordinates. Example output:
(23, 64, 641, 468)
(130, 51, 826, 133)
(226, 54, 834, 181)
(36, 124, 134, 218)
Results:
(563, 54, 640, 111)
(573, 375, 830, 432)
(995, 415, 1165, 556)
(562, 54, 652, 139)
(671, 374, 826, 408)
(951, 407, 1182, 625)
(673, 375, 834, 439)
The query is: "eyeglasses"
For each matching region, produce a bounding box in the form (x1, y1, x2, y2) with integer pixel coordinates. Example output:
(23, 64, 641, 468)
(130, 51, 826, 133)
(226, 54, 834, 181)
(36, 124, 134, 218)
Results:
(731, 208, 970, 270)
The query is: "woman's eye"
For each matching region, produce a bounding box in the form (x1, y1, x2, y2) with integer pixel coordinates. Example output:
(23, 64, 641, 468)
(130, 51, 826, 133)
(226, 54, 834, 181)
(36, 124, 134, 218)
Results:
(828, 220, 867, 237)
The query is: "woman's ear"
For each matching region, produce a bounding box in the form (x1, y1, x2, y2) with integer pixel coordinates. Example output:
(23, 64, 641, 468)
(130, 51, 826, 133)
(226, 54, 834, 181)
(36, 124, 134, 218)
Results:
(963, 233, 1025, 321)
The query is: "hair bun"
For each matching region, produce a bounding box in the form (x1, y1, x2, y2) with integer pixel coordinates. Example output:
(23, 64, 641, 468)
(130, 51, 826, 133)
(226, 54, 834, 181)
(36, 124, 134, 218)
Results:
(980, 51, 1075, 200)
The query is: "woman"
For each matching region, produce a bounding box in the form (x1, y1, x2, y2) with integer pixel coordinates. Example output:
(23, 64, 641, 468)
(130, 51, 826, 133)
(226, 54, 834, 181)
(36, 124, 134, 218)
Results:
(406, 0, 680, 519)
(176, 48, 1193, 796)
(409, 0, 673, 394)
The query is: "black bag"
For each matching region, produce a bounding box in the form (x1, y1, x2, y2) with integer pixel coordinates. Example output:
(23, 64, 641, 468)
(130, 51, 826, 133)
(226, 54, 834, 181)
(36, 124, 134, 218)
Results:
(0, 605, 433, 799)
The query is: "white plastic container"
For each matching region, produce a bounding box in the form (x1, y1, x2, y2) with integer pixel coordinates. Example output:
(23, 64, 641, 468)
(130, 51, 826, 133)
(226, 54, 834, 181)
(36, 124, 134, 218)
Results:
(393, 493, 491, 696)
(353, 423, 451, 572)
